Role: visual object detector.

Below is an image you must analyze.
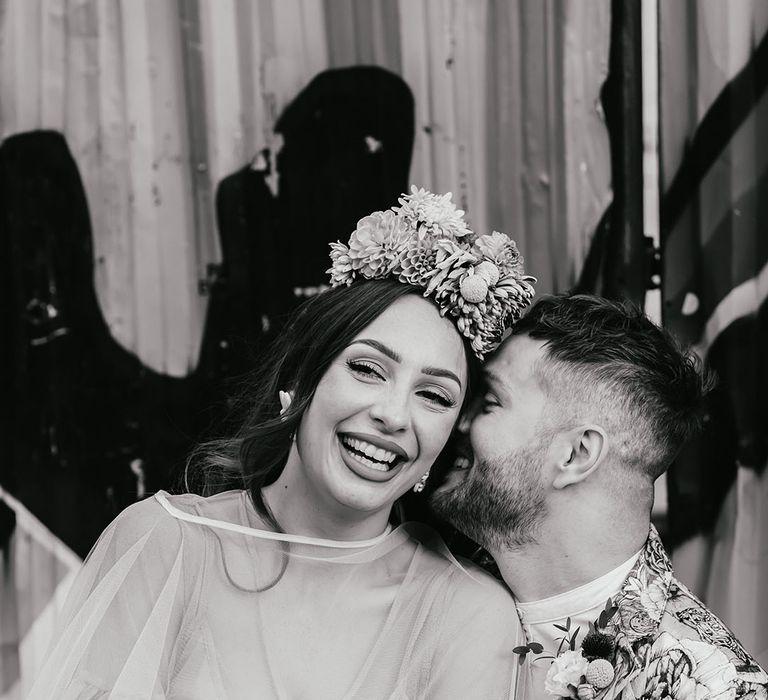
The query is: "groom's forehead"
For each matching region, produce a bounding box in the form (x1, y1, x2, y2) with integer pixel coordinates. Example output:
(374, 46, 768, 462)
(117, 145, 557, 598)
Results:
(487, 334, 547, 386)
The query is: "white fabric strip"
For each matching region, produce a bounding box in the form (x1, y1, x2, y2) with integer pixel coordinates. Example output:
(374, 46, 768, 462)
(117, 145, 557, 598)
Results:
(154, 491, 393, 549)
(0, 485, 82, 569)
(694, 260, 768, 358)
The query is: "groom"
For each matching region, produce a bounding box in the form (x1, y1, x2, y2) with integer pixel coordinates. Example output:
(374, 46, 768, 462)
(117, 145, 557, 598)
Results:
(432, 294, 768, 699)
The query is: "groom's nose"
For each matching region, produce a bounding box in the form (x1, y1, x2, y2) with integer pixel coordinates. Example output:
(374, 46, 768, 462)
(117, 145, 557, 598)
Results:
(459, 392, 486, 431)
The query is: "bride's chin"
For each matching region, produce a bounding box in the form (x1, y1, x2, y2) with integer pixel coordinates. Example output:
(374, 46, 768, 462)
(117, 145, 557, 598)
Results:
(332, 484, 398, 514)
(327, 472, 412, 515)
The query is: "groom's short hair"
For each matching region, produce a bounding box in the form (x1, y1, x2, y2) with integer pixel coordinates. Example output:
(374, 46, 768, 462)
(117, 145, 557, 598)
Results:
(511, 294, 712, 481)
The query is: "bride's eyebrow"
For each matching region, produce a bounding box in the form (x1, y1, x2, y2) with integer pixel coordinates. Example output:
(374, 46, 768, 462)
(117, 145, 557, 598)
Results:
(348, 339, 462, 390)
(349, 339, 401, 362)
(421, 366, 462, 389)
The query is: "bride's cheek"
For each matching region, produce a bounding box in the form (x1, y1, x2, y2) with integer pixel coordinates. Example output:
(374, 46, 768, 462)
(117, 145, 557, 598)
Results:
(420, 417, 453, 460)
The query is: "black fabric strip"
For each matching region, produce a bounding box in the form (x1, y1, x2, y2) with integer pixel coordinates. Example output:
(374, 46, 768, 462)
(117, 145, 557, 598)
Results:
(666, 167, 768, 332)
(660, 30, 768, 238)
(667, 296, 768, 547)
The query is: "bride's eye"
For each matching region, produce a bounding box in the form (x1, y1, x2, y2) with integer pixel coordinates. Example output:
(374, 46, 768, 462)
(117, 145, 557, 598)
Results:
(346, 359, 385, 380)
(418, 388, 456, 409)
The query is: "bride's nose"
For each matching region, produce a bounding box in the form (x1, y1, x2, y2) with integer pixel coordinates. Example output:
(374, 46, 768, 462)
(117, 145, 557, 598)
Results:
(369, 387, 410, 433)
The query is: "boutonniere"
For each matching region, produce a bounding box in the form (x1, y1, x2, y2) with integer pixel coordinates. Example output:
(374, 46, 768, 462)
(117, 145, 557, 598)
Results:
(514, 598, 621, 699)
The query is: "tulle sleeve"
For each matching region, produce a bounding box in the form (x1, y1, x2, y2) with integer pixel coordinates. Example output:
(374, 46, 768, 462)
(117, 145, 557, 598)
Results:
(27, 494, 525, 699)
(421, 564, 523, 699)
(28, 497, 198, 700)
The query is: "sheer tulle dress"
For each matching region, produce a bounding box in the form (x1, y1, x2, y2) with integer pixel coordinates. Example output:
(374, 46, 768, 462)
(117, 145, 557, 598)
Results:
(29, 490, 524, 699)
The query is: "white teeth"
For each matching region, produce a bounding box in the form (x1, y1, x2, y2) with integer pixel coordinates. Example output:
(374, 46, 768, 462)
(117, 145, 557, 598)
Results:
(454, 456, 471, 470)
(341, 436, 399, 467)
(358, 455, 388, 472)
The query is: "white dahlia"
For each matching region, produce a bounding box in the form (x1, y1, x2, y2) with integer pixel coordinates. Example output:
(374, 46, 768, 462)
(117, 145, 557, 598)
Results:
(395, 239, 438, 287)
(472, 231, 523, 273)
(395, 185, 472, 240)
(347, 210, 409, 279)
(327, 242, 355, 286)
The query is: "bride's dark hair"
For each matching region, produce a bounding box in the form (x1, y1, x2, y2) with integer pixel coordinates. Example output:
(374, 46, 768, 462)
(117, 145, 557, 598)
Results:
(186, 278, 478, 526)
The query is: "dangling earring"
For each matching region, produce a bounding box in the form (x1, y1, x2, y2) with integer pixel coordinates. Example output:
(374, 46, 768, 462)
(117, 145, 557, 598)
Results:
(413, 470, 430, 493)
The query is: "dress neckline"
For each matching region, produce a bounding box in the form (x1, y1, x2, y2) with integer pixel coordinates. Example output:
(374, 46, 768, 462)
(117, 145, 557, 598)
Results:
(154, 490, 394, 549)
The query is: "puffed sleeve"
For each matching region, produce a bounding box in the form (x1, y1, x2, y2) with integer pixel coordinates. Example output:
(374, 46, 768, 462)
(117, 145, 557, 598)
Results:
(28, 496, 198, 700)
(422, 565, 523, 699)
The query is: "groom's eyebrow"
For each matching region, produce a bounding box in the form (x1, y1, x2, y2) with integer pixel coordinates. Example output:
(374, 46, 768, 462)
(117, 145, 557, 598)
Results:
(483, 369, 508, 395)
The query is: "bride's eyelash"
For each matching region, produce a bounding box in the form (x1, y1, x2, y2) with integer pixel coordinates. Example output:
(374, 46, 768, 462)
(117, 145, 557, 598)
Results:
(420, 390, 456, 408)
(346, 359, 384, 379)
(346, 359, 456, 408)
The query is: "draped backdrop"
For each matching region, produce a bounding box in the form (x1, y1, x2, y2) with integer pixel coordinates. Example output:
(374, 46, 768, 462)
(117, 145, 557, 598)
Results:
(0, 0, 611, 377)
(659, 0, 768, 667)
(0, 1, 615, 697)
(7, 0, 768, 690)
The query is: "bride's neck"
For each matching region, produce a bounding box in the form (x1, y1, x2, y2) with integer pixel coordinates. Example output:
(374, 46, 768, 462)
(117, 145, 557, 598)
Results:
(262, 463, 391, 542)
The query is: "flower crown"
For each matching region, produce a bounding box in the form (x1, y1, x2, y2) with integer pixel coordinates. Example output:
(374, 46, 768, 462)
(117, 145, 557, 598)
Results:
(327, 186, 536, 359)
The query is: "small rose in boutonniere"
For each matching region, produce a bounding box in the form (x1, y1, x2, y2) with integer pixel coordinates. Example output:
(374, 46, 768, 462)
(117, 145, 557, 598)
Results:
(545, 649, 590, 697)
(537, 598, 621, 699)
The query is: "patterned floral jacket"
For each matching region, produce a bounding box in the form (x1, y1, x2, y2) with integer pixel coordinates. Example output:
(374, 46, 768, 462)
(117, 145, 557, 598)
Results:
(594, 526, 767, 699)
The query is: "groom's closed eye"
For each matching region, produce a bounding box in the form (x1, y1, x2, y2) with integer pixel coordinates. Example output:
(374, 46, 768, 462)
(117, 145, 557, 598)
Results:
(465, 379, 490, 418)
(480, 393, 501, 413)
(467, 381, 500, 416)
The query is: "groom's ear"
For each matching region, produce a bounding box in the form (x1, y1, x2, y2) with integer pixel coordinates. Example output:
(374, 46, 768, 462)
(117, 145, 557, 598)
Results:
(552, 425, 608, 489)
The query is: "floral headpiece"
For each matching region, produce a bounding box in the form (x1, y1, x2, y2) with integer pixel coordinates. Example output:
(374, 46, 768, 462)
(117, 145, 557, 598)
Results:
(327, 186, 536, 359)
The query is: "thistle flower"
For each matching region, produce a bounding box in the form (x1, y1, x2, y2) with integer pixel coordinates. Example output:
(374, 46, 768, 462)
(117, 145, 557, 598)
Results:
(581, 631, 616, 661)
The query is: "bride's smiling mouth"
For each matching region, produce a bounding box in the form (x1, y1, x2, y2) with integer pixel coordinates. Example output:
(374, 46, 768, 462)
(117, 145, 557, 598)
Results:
(337, 432, 409, 482)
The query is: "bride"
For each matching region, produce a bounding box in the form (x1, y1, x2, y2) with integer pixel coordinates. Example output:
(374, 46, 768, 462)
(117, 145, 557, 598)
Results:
(30, 187, 536, 699)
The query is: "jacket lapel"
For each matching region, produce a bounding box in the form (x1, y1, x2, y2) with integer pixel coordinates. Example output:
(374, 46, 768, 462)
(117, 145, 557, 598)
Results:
(599, 526, 673, 699)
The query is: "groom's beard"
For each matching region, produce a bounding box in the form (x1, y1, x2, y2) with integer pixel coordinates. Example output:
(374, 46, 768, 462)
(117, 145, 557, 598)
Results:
(430, 442, 548, 552)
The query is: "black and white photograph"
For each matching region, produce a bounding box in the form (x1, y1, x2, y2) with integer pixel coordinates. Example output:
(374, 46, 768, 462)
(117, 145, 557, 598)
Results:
(1, 1, 766, 698)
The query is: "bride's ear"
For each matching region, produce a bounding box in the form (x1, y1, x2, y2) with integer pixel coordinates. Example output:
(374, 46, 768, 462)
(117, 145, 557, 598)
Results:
(552, 425, 607, 489)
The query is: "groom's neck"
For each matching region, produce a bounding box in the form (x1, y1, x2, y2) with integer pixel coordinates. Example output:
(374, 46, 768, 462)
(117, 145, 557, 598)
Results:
(491, 501, 649, 602)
